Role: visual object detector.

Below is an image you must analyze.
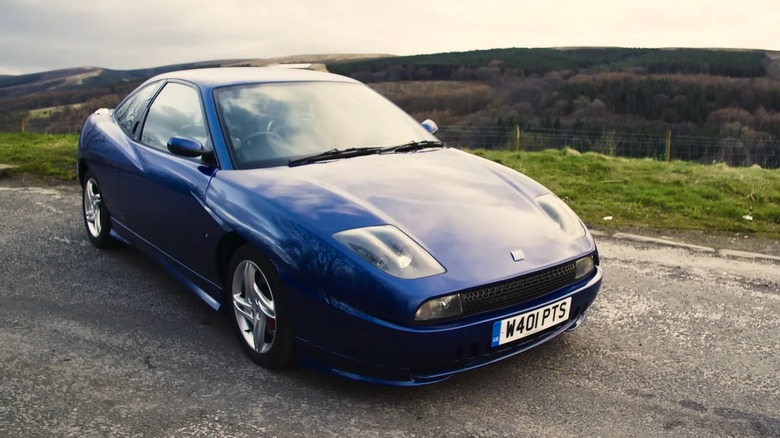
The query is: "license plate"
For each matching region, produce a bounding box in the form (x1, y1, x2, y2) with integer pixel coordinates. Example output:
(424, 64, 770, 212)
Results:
(491, 297, 571, 347)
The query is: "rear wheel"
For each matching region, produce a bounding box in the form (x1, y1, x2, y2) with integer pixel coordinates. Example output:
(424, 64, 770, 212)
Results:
(228, 246, 294, 368)
(82, 171, 114, 248)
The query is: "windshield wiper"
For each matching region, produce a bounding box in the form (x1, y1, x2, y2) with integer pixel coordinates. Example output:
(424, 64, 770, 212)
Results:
(288, 147, 383, 166)
(381, 140, 445, 154)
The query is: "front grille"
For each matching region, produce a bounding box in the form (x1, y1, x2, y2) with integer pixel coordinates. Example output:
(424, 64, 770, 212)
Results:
(460, 261, 577, 315)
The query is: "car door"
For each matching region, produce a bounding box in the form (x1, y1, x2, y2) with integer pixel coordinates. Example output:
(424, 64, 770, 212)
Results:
(115, 81, 225, 287)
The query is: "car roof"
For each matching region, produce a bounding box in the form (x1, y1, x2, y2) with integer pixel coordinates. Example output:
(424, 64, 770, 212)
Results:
(144, 67, 359, 90)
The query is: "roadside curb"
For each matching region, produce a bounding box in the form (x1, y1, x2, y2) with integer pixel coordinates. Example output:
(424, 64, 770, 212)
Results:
(611, 232, 716, 253)
(0, 163, 17, 176)
(592, 230, 780, 263)
(717, 249, 780, 262)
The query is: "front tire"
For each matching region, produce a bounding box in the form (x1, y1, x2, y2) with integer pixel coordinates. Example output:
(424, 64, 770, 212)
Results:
(82, 171, 114, 248)
(228, 246, 295, 368)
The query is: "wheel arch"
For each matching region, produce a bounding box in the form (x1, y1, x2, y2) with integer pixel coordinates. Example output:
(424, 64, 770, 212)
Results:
(77, 159, 89, 186)
(215, 231, 248, 304)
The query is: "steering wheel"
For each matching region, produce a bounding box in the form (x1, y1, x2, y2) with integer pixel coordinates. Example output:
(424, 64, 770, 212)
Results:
(242, 131, 286, 157)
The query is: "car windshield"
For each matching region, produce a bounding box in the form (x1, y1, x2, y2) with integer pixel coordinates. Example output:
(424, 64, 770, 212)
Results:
(214, 81, 438, 169)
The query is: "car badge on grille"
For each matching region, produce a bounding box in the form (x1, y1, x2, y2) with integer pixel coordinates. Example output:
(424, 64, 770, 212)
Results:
(510, 249, 525, 262)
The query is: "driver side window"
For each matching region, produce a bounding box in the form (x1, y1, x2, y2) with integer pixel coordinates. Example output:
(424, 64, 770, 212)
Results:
(141, 82, 208, 151)
(114, 82, 160, 138)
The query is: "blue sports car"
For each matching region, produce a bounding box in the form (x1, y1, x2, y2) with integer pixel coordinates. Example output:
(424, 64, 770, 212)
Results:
(78, 67, 602, 385)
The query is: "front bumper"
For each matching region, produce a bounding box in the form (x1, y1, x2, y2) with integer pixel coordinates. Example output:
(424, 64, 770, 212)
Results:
(294, 267, 602, 386)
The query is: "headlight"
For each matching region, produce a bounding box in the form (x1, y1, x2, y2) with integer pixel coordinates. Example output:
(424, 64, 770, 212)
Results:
(415, 294, 463, 321)
(333, 225, 445, 279)
(535, 193, 585, 239)
(575, 255, 595, 279)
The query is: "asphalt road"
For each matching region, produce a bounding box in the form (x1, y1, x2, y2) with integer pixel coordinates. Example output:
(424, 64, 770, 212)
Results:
(1, 184, 778, 437)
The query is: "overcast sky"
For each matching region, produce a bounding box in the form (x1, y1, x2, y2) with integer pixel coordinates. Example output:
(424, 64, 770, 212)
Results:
(1, 0, 779, 76)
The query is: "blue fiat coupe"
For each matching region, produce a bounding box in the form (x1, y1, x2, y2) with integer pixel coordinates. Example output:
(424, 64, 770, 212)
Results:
(78, 67, 602, 385)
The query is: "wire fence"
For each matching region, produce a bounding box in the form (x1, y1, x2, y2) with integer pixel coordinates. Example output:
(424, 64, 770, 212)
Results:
(436, 126, 780, 169)
(2, 120, 779, 169)
(0, 119, 81, 135)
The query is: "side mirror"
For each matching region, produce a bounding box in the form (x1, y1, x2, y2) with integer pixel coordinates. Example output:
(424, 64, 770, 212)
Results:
(167, 136, 204, 157)
(421, 119, 438, 134)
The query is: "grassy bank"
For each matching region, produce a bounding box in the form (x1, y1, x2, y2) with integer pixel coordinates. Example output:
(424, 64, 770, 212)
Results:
(1, 133, 778, 237)
(0, 132, 79, 181)
(473, 149, 780, 238)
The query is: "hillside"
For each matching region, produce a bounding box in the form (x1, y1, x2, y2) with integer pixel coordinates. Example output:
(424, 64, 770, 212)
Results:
(2, 48, 780, 145)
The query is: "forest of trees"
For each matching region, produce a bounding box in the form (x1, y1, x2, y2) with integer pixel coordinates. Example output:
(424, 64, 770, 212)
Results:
(326, 48, 780, 144)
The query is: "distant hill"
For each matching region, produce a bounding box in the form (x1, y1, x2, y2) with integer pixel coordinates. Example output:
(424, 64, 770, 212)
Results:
(0, 54, 391, 130)
(2, 48, 779, 140)
(0, 54, 393, 99)
(329, 47, 769, 78)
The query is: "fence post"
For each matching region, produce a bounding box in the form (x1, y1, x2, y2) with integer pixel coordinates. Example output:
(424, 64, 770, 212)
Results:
(19, 118, 26, 133)
(515, 125, 520, 151)
(665, 130, 671, 162)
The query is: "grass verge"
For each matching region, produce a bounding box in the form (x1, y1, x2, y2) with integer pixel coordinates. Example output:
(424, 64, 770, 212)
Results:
(0, 132, 79, 182)
(1, 133, 778, 238)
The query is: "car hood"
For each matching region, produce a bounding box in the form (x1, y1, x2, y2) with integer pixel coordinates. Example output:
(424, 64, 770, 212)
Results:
(213, 148, 595, 292)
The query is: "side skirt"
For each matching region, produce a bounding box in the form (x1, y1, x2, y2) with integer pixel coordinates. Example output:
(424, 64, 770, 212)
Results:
(110, 217, 225, 310)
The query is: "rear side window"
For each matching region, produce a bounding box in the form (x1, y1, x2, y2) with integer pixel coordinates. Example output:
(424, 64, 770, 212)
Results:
(141, 82, 208, 151)
(114, 82, 160, 137)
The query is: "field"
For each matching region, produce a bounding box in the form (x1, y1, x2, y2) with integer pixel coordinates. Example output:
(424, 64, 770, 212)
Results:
(1, 132, 778, 238)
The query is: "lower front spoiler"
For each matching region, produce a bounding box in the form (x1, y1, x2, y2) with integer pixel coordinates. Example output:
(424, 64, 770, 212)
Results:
(566, 311, 587, 332)
(296, 269, 601, 386)
(299, 308, 588, 386)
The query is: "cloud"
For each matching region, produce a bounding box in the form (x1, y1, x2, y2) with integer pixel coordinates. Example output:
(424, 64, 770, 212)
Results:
(1, 0, 779, 75)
